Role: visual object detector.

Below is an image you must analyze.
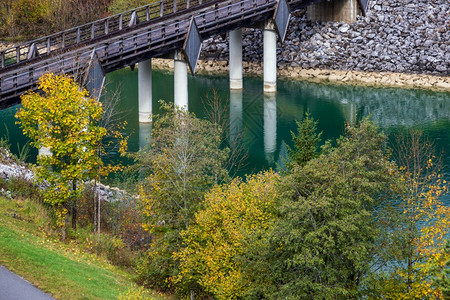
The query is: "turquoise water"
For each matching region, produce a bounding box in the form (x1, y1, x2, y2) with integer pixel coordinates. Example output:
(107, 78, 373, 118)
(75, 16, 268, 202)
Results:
(1, 69, 449, 204)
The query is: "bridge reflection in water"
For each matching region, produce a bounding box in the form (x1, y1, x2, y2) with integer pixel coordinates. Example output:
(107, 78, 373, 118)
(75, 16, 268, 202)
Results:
(0, 69, 448, 183)
(112, 70, 450, 178)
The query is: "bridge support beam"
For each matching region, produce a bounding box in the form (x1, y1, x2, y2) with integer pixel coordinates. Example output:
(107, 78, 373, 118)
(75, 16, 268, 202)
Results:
(229, 29, 243, 90)
(138, 59, 152, 123)
(263, 20, 277, 93)
(174, 50, 188, 110)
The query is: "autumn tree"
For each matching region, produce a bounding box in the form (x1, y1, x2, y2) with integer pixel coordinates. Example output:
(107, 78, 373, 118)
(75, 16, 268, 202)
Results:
(370, 130, 450, 299)
(174, 171, 280, 299)
(134, 102, 229, 291)
(3, 0, 51, 39)
(268, 118, 397, 299)
(0, 0, 111, 40)
(16, 73, 125, 239)
(438, 240, 450, 298)
(0, 0, 13, 37)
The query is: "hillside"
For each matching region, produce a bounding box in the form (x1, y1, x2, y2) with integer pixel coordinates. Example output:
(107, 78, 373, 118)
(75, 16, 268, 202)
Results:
(0, 195, 166, 300)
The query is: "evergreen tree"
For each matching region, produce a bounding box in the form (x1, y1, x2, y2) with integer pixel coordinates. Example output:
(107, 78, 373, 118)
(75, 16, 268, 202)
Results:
(288, 111, 322, 168)
(269, 118, 396, 299)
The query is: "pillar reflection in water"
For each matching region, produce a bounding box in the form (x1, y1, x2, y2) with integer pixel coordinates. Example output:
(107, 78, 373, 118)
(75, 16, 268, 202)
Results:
(340, 98, 356, 126)
(264, 93, 277, 164)
(229, 89, 243, 148)
(139, 122, 152, 150)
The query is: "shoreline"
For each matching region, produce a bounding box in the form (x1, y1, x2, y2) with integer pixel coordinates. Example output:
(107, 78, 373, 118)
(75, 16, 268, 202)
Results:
(152, 58, 450, 93)
(2, 40, 448, 92)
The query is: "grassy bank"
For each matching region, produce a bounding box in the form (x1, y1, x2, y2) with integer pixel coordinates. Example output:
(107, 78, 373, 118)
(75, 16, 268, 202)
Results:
(0, 196, 166, 300)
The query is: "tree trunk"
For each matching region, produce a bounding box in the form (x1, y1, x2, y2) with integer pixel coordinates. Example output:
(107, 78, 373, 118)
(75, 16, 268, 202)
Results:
(72, 201, 77, 230)
(72, 181, 77, 230)
(61, 226, 66, 242)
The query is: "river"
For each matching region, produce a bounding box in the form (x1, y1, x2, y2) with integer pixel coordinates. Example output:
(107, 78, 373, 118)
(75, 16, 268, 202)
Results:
(0, 69, 449, 204)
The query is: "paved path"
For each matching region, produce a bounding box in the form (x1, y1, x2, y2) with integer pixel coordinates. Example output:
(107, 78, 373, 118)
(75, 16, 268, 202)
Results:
(0, 265, 55, 300)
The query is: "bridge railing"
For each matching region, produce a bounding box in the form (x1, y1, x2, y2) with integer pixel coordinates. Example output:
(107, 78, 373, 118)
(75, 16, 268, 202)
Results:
(0, 0, 213, 70)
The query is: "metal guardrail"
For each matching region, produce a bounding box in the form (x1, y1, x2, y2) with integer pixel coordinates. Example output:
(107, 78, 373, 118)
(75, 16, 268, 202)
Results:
(0, 0, 319, 71)
(0, 0, 275, 106)
(0, 0, 215, 70)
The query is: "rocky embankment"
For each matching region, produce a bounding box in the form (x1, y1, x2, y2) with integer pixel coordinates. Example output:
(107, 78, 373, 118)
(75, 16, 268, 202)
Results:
(0, 147, 128, 202)
(201, 0, 449, 76)
(0, 148, 34, 181)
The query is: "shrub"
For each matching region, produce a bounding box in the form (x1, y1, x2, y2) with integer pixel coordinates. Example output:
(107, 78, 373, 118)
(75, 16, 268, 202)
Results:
(175, 171, 280, 299)
(4, 0, 51, 39)
(134, 102, 229, 291)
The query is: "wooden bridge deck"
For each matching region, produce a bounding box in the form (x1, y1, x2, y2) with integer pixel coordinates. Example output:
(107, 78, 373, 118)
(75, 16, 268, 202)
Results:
(0, 0, 359, 108)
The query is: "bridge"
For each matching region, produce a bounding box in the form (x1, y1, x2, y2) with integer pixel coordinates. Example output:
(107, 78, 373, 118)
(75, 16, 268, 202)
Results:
(0, 0, 369, 121)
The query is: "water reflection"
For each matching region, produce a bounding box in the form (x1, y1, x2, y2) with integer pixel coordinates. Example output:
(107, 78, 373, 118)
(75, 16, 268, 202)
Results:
(283, 81, 450, 128)
(139, 122, 152, 150)
(263, 93, 277, 164)
(0, 69, 448, 183)
(229, 89, 243, 149)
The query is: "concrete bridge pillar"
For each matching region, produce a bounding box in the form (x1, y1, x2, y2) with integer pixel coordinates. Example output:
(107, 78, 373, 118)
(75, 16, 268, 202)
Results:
(307, 0, 359, 23)
(174, 50, 188, 110)
(138, 59, 152, 123)
(264, 93, 277, 164)
(263, 20, 277, 93)
(229, 29, 243, 90)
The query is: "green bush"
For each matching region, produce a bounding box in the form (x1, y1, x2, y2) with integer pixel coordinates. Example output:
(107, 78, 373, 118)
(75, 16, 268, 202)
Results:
(1, 0, 110, 40)
(118, 286, 161, 300)
(4, 0, 51, 39)
(7, 176, 40, 202)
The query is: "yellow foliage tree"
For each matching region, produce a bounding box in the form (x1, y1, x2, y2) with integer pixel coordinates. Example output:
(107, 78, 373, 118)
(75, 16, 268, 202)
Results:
(16, 73, 126, 239)
(376, 131, 450, 299)
(174, 171, 280, 299)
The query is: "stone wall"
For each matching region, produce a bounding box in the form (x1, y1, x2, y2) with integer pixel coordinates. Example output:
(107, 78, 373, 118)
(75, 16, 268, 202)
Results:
(201, 0, 449, 76)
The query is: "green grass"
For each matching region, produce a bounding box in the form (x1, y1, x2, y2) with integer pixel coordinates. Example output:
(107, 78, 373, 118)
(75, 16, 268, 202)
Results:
(0, 197, 168, 300)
